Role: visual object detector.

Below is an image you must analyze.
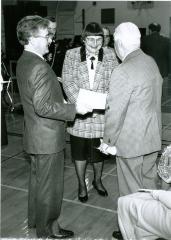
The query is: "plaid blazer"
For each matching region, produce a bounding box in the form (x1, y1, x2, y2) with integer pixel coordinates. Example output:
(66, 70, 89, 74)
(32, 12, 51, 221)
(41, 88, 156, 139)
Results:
(62, 46, 119, 138)
(103, 49, 163, 158)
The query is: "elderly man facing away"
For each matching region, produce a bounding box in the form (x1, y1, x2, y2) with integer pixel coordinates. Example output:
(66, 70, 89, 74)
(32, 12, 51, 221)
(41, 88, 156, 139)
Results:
(100, 22, 163, 196)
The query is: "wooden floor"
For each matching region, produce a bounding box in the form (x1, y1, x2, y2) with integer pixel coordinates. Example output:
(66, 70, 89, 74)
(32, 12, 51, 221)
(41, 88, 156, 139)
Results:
(1, 77, 171, 239)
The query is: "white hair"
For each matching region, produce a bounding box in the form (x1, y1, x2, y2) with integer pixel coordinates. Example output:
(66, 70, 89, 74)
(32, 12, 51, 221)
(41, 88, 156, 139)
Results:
(114, 22, 141, 50)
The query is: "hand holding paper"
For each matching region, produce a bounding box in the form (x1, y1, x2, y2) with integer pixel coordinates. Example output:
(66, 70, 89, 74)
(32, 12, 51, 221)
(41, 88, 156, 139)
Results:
(77, 88, 107, 110)
(76, 99, 93, 115)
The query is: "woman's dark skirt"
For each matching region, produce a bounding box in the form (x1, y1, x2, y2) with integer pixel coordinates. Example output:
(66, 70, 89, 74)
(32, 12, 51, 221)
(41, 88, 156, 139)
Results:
(70, 135, 105, 163)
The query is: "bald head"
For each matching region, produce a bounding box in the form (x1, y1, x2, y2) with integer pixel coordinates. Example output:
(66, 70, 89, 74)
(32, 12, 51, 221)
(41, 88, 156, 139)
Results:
(114, 22, 141, 61)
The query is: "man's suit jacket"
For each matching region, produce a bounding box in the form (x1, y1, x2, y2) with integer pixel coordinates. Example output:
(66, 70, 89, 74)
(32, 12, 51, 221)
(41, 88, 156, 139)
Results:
(103, 49, 163, 158)
(16, 51, 76, 154)
(141, 32, 170, 77)
(62, 46, 119, 138)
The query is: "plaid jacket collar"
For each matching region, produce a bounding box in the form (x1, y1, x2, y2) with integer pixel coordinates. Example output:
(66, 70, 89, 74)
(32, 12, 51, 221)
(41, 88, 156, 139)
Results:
(80, 45, 104, 62)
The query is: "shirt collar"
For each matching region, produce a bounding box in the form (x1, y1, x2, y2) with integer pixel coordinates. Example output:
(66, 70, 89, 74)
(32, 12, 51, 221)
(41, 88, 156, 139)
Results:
(24, 46, 44, 60)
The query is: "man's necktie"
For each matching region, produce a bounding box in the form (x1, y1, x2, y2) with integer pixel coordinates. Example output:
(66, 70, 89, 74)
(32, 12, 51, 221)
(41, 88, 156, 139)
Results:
(90, 56, 95, 70)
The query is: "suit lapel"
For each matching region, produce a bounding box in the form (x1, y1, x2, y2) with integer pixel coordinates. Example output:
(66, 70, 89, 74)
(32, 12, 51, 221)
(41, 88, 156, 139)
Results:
(93, 48, 104, 91)
(78, 46, 90, 89)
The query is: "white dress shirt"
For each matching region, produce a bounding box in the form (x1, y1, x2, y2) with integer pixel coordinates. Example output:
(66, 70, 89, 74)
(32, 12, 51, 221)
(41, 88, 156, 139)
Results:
(24, 46, 44, 60)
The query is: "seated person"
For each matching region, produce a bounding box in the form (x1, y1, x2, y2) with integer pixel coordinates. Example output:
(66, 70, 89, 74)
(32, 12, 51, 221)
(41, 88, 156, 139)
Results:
(113, 146, 171, 240)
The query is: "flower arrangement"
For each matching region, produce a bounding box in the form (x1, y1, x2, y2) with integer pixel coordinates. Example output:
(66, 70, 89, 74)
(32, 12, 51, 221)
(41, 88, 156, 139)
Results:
(158, 145, 171, 183)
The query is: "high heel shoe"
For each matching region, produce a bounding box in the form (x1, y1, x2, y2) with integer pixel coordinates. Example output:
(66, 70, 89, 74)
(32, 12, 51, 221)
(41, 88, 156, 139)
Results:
(78, 182, 88, 203)
(78, 194, 88, 203)
(92, 180, 108, 197)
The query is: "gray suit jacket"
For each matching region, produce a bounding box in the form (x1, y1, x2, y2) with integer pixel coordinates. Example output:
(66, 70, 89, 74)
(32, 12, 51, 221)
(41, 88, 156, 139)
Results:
(16, 51, 76, 154)
(103, 49, 163, 158)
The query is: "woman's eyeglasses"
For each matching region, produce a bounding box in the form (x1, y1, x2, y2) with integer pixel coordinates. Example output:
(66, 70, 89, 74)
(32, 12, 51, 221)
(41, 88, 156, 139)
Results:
(86, 37, 103, 44)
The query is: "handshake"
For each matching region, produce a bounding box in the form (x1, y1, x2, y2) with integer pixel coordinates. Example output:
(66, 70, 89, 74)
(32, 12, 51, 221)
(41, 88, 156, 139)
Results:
(75, 99, 93, 115)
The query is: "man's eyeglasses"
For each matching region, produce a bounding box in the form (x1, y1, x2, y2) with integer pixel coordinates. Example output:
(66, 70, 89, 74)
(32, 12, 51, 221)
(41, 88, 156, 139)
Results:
(34, 34, 52, 40)
(48, 27, 56, 31)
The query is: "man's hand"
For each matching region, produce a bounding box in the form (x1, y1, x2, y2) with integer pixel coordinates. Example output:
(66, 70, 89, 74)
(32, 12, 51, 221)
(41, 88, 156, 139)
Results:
(98, 139, 117, 155)
(47, 53, 53, 62)
(76, 101, 93, 115)
(57, 77, 62, 82)
(163, 176, 171, 184)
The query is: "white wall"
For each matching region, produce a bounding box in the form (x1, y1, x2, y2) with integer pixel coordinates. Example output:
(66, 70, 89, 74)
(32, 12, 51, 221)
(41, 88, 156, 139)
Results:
(74, 1, 171, 37)
(1, 0, 171, 48)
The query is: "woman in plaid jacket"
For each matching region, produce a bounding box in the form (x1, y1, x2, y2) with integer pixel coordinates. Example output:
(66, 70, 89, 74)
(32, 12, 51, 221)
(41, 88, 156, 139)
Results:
(62, 22, 119, 202)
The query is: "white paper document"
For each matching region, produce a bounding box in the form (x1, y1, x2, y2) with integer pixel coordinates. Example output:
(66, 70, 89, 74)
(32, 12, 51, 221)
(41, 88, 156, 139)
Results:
(77, 88, 107, 110)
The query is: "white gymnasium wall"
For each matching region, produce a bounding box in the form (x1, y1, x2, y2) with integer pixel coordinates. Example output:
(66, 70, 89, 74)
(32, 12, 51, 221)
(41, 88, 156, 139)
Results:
(1, 0, 171, 48)
(74, 1, 171, 37)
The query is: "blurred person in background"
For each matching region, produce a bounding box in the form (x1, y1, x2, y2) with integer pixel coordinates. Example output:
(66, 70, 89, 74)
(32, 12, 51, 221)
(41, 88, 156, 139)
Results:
(44, 16, 57, 67)
(103, 26, 115, 49)
(45, 17, 67, 99)
(141, 23, 170, 78)
(102, 27, 111, 48)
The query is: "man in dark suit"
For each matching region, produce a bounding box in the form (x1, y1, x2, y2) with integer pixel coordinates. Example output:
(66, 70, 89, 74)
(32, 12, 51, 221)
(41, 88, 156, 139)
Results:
(16, 15, 91, 239)
(141, 23, 170, 78)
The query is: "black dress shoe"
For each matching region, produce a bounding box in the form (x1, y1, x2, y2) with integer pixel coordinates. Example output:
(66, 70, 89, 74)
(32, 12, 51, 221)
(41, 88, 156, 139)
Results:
(112, 230, 123, 240)
(92, 181, 108, 197)
(78, 194, 88, 203)
(49, 228, 74, 239)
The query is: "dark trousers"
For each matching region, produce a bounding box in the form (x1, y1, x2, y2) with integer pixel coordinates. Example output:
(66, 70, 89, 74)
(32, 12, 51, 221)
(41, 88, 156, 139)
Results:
(28, 151, 64, 237)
